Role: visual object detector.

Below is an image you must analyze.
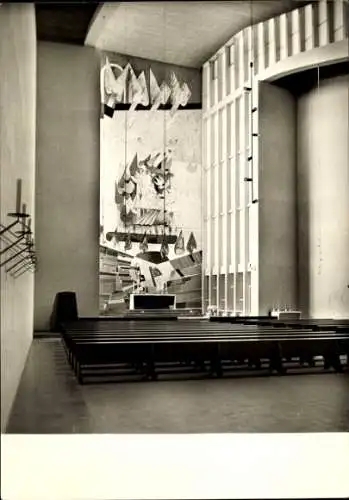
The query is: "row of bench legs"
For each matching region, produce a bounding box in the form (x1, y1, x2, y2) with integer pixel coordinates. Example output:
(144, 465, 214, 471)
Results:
(62, 341, 346, 384)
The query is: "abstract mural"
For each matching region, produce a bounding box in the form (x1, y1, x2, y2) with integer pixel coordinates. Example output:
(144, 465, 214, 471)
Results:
(99, 110, 202, 314)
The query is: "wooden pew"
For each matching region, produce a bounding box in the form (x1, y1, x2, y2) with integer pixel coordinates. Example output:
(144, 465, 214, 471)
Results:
(60, 319, 348, 383)
(210, 316, 349, 331)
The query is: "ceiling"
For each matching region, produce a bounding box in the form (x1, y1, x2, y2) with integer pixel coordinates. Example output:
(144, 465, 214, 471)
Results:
(36, 1, 313, 68)
(36, 2, 98, 45)
(85, 1, 312, 68)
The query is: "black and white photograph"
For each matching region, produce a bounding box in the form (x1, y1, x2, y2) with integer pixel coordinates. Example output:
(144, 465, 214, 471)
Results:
(1, 0, 349, 498)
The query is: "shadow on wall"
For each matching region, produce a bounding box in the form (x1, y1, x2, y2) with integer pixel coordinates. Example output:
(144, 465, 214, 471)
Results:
(296, 123, 310, 317)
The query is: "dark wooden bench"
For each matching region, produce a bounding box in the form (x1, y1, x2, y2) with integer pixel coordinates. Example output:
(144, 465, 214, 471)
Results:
(60, 319, 349, 383)
(64, 336, 348, 383)
(210, 316, 349, 332)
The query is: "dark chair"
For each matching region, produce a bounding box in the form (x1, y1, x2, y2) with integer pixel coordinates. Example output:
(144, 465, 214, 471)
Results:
(50, 291, 78, 332)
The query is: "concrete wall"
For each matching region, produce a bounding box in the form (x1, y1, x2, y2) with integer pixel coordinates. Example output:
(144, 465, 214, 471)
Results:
(0, 4, 36, 431)
(297, 74, 349, 318)
(258, 82, 297, 314)
(35, 42, 101, 330)
(35, 43, 202, 331)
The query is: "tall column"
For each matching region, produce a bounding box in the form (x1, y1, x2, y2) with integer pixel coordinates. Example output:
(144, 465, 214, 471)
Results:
(298, 75, 349, 318)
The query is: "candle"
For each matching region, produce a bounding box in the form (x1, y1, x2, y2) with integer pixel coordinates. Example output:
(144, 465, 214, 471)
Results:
(16, 179, 22, 214)
(22, 203, 26, 231)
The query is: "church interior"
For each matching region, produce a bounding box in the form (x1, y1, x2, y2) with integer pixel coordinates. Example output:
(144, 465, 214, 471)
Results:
(1, 0, 349, 445)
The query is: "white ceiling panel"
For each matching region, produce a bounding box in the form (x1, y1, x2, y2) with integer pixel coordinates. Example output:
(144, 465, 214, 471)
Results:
(86, 1, 310, 68)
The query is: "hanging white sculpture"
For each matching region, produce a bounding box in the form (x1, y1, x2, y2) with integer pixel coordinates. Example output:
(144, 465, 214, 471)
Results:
(101, 60, 191, 119)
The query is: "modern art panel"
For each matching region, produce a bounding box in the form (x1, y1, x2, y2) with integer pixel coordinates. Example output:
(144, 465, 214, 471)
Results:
(100, 110, 202, 314)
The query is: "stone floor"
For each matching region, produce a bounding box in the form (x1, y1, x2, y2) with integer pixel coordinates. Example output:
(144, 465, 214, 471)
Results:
(7, 338, 349, 433)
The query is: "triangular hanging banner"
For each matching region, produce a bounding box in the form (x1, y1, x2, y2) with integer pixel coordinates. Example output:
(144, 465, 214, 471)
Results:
(174, 230, 185, 255)
(160, 236, 169, 259)
(118, 174, 135, 196)
(102, 58, 116, 118)
(139, 232, 148, 253)
(128, 153, 138, 178)
(115, 179, 124, 204)
(125, 197, 136, 219)
(179, 82, 191, 107)
(186, 232, 197, 254)
(149, 68, 160, 104)
(113, 65, 129, 102)
(138, 71, 149, 106)
(128, 65, 142, 105)
(151, 81, 171, 111)
(129, 71, 149, 112)
(117, 154, 138, 199)
(160, 82, 171, 105)
(153, 152, 163, 169)
(104, 57, 118, 95)
(149, 266, 162, 288)
(169, 72, 181, 99)
(104, 58, 129, 103)
(169, 72, 183, 117)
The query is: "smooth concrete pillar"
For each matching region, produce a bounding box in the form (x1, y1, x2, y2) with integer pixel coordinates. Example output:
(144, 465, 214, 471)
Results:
(297, 74, 349, 318)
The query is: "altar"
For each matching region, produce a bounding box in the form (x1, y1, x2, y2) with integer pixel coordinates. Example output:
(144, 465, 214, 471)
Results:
(129, 293, 176, 310)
